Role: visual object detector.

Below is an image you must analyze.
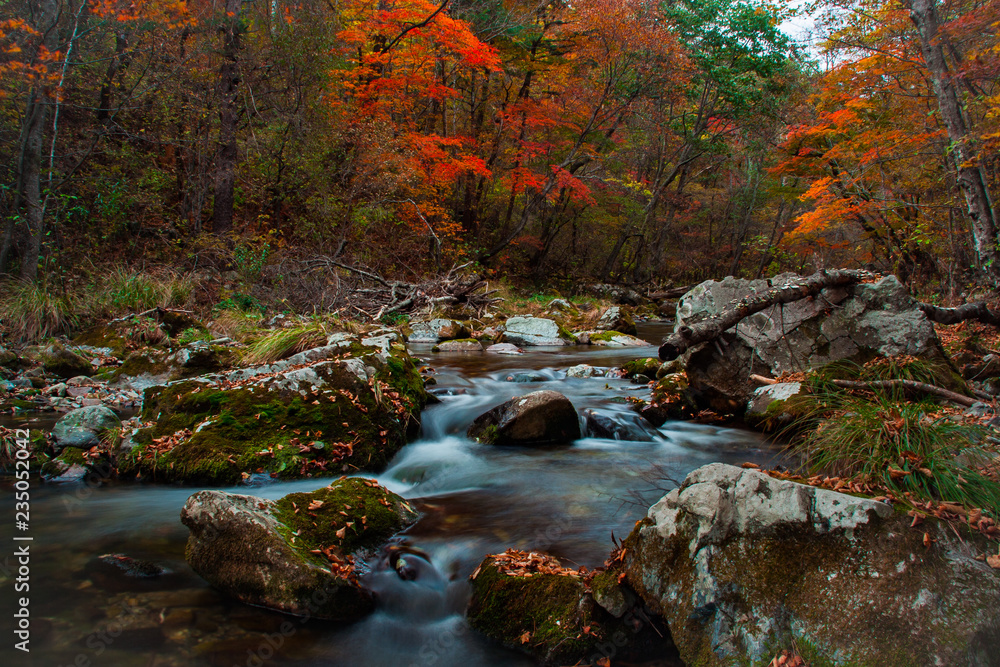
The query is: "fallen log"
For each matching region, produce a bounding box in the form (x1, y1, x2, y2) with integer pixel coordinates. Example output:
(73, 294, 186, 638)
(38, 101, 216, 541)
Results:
(830, 379, 978, 408)
(917, 302, 1000, 327)
(658, 269, 874, 361)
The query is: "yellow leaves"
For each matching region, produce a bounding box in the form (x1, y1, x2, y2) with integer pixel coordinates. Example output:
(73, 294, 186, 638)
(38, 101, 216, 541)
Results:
(307, 500, 324, 511)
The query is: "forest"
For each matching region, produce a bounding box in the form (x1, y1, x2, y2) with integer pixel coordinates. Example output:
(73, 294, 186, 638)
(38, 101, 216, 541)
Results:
(0, 0, 997, 319)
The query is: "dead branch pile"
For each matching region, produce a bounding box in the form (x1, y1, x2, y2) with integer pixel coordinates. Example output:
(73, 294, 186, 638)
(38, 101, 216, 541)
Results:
(292, 257, 503, 320)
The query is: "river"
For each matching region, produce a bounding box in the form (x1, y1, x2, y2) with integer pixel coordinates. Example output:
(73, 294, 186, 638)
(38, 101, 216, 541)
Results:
(0, 323, 785, 666)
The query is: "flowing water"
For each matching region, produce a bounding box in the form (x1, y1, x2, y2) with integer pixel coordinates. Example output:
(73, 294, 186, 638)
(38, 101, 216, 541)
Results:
(0, 324, 785, 667)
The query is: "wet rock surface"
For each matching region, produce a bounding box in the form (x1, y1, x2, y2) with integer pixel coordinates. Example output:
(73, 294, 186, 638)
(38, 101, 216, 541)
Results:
(181, 478, 419, 621)
(467, 390, 581, 446)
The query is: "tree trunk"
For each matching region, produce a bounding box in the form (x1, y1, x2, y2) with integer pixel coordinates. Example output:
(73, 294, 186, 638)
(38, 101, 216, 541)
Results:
(212, 0, 243, 236)
(908, 0, 999, 281)
(11, 0, 60, 280)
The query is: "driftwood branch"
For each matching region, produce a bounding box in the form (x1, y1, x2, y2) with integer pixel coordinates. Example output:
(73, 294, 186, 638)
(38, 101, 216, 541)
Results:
(830, 379, 978, 408)
(649, 285, 695, 300)
(658, 269, 874, 361)
(917, 302, 1000, 327)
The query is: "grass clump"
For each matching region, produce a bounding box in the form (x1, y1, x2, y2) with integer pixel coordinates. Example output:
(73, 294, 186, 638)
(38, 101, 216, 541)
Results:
(88, 266, 193, 319)
(797, 389, 1000, 517)
(0, 280, 78, 341)
(242, 321, 327, 364)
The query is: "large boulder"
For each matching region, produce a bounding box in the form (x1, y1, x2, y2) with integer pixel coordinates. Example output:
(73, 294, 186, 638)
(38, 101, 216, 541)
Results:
(50, 405, 121, 453)
(675, 274, 951, 412)
(468, 390, 581, 446)
(502, 317, 575, 347)
(181, 478, 418, 621)
(118, 337, 428, 484)
(408, 319, 469, 343)
(623, 463, 1000, 666)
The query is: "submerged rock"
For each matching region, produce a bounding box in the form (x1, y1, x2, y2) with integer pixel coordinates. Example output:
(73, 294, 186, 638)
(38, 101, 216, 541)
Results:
(181, 478, 418, 621)
(467, 390, 581, 446)
(50, 405, 121, 453)
(623, 463, 1000, 666)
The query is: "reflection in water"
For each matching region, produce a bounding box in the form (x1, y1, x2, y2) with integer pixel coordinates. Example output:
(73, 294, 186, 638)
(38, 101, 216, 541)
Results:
(0, 323, 786, 666)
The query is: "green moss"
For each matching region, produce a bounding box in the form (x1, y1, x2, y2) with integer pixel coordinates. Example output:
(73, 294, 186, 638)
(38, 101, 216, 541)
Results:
(589, 330, 626, 343)
(473, 423, 500, 445)
(623, 357, 660, 380)
(115, 350, 171, 379)
(556, 323, 578, 343)
(121, 350, 427, 484)
(40, 446, 88, 476)
(73, 325, 131, 357)
(468, 559, 595, 664)
(272, 478, 417, 564)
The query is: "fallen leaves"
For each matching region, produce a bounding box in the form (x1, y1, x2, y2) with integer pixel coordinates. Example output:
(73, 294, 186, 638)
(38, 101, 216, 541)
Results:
(769, 650, 807, 667)
(488, 549, 583, 578)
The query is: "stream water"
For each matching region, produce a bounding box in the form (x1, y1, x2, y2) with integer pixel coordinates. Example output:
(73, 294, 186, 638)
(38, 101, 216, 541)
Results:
(0, 323, 785, 667)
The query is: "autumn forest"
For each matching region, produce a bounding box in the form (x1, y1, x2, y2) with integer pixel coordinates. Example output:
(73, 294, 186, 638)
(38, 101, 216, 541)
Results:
(1, 0, 998, 300)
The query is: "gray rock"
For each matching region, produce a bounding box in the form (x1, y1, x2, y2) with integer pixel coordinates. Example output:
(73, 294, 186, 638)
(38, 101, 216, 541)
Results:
(468, 390, 581, 446)
(502, 317, 574, 346)
(433, 339, 483, 352)
(50, 405, 120, 453)
(579, 330, 651, 347)
(623, 463, 1000, 666)
(596, 306, 637, 335)
(546, 298, 573, 312)
(565, 364, 604, 378)
(485, 343, 523, 355)
(408, 319, 469, 343)
(676, 274, 947, 411)
(180, 479, 418, 621)
(745, 382, 808, 429)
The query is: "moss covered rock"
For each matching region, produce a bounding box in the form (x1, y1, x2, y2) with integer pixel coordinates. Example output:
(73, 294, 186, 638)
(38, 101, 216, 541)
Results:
(622, 357, 660, 381)
(744, 381, 813, 432)
(50, 405, 121, 453)
(119, 341, 427, 484)
(623, 463, 1000, 666)
(468, 550, 673, 665)
(180, 478, 418, 621)
(40, 343, 94, 378)
(596, 306, 637, 336)
(580, 330, 651, 347)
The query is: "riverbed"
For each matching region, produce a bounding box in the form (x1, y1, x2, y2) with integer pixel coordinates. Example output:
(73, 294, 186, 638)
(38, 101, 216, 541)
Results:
(0, 324, 785, 666)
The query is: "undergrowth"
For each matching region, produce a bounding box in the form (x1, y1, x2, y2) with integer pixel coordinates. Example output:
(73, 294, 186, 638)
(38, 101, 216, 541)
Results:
(242, 321, 328, 364)
(797, 388, 1000, 517)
